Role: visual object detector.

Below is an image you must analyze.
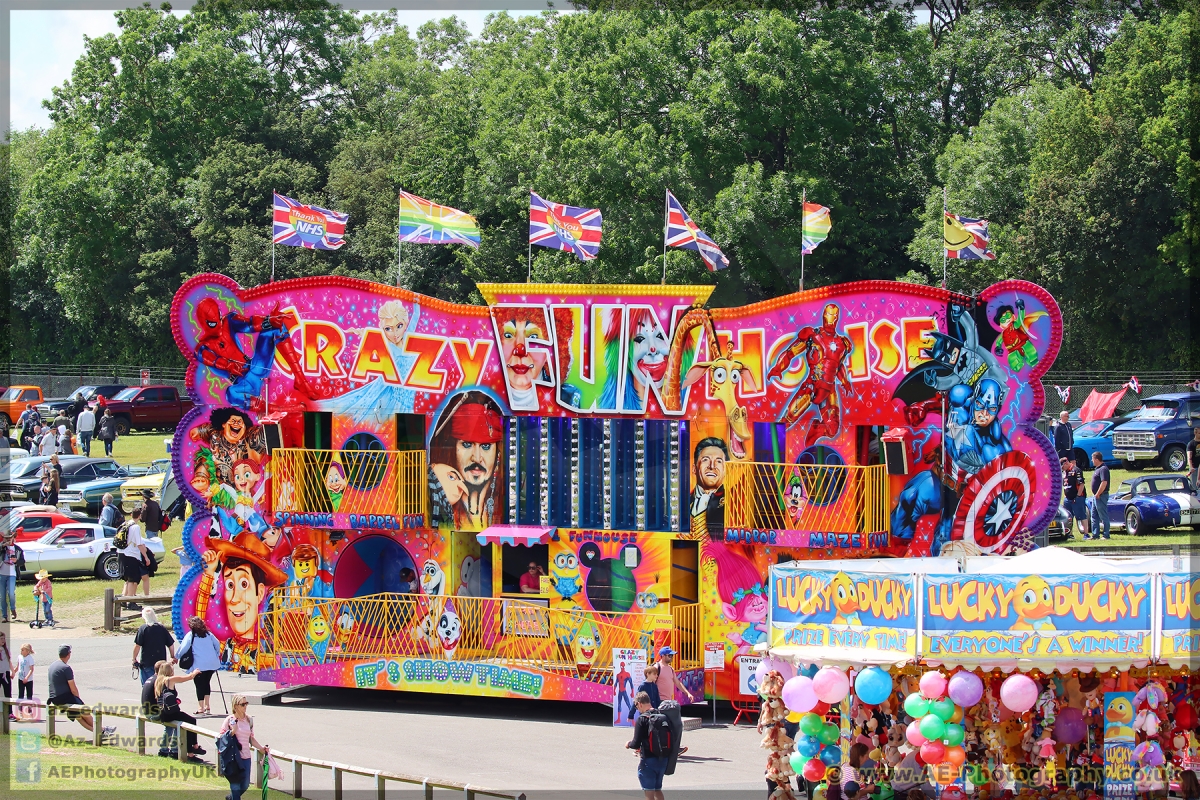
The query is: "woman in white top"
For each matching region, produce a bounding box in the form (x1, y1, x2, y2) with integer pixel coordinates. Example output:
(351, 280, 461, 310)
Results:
(219, 693, 269, 800)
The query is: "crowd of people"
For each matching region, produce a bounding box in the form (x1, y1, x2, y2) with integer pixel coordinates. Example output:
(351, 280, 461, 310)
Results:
(11, 399, 120, 459)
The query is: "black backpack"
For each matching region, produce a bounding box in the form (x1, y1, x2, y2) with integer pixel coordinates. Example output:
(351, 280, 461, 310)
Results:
(113, 522, 132, 550)
(112, 505, 127, 527)
(642, 710, 672, 756)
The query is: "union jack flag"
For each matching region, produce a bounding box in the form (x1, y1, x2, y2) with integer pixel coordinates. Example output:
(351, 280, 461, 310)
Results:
(665, 191, 728, 272)
(273, 192, 348, 250)
(944, 213, 996, 260)
(1126, 375, 1141, 393)
(1054, 385, 1071, 405)
(529, 192, 602, 261)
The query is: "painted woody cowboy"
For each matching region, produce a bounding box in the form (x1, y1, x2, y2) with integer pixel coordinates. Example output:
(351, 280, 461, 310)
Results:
(197, 532, 287, 674)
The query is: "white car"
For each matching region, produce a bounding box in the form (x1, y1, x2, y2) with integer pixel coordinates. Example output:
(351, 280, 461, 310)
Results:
(18, 522, 167, 580)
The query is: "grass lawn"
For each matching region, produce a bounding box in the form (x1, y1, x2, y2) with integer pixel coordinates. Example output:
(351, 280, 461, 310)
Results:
(5, 728, 291, 796)
(105, 430, 176, 470)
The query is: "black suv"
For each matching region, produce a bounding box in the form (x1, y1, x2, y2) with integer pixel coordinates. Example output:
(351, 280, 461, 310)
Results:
(38, 384, 127, 422)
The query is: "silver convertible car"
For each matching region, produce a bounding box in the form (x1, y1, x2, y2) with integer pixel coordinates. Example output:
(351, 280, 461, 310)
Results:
(18, 523, 167, 580)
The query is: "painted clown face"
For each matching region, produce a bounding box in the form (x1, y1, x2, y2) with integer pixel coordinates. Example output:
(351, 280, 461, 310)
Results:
(630, 318, 668, 389)
(499, 313, 548, 391)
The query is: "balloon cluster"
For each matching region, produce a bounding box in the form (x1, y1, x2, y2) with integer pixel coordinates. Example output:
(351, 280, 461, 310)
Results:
(903, 671, 980, 785)
(780, 666, 851, 780)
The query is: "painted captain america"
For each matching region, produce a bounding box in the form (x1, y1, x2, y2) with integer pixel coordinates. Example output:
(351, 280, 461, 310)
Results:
(891, 379, 1013, 555)
(195, 298, 315, 409)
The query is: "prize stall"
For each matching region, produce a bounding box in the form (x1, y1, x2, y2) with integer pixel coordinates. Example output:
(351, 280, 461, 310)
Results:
(755, 548, 1200, 800)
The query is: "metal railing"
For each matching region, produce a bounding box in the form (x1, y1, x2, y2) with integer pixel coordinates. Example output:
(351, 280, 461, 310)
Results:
(1, 698, 525, 800)
(723, 461, 889, 534)
(263, 590, 702, 677)
(271, 447, 428, 523)
(0, 362, 188, 398)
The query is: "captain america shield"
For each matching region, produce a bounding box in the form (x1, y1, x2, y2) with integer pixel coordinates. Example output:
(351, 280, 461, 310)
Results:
(951, 450, 1036, 553)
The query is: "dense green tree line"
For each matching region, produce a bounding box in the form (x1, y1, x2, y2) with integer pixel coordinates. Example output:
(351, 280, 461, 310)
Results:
(4, 2, 1193, 369)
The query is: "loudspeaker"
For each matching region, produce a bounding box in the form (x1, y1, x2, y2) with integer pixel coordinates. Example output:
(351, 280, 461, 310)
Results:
(880, 427, 911, 475)
(262, 422, 283, 454)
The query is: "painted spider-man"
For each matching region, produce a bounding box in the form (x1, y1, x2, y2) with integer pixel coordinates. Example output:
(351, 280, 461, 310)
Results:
(195, 298, 314, 409)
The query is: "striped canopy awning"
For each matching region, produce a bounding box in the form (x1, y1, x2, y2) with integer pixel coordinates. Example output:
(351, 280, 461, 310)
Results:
(475, 525, 554, 547)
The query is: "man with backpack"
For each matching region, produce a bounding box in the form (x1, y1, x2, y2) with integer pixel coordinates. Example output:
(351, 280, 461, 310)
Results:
(99, 494, 124, 529)
(117, 506, 151, 601)
(626, 690, 671, 800)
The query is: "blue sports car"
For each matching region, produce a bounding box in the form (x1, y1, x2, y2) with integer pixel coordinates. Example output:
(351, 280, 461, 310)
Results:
(1107, 475, 1200, 535)
(1070, 417, 1123, 470)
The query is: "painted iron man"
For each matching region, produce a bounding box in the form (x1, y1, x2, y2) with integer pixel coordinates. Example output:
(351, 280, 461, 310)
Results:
(767, 303, 854, 447)
(195, 298, 314, 409)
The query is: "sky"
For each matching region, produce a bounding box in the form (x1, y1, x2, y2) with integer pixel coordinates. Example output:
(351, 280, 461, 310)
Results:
(9, 8, 538, 131)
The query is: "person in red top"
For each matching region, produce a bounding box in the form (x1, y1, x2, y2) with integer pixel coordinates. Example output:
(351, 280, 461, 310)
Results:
(518, 562, 543, 593)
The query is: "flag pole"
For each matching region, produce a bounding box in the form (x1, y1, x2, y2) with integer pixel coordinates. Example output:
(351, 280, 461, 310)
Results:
(271, 240, 275, 283)
(662, 188, 668, 285)
(397, 198, 402, 287)
(527, 191, 533, 283)
(942, 185, 948, 289)
(800, 187, 806, 293)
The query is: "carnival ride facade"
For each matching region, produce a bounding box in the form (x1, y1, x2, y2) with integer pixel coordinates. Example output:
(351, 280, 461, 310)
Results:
(168, 275, 1063, 703)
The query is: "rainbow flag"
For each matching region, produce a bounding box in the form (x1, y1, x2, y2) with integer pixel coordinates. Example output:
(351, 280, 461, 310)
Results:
(398, 190, 481, 248)
(801, 202, 831, 255)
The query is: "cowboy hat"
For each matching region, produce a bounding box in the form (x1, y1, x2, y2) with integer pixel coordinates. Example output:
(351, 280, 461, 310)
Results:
(203, 532, 288, 588)
(35, 569, 51, 580)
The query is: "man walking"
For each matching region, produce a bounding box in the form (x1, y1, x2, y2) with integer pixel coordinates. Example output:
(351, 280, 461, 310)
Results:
(626, 691, 669, 800)
(1088, 451, 1111, 540)
(1053, 410, 1074, 460)
(76, 403, 96, 457)
(132, 607, 175, 685)
(98, 408, 119, 457)
(38, 426, 57, 457)
(99, 493, 120, 528)
(48, 644, 116, 738)
(17, 404, 39, 448)
(1, 532, 19, 622)
(654, 646, 694, 705)
(1061, 455, 1089, 540)
(51, 408, 72, 434)
(119, 506, 152, 600)
(140, 489, 163, 537)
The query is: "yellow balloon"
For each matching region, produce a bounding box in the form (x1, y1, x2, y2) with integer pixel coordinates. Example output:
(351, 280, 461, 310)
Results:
(950, 705, 964, 723)
(787, 710, 803, 723)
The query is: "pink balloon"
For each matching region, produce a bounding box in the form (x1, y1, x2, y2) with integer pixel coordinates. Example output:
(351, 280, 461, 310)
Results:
(755, 656, 796, 687)
(906, 719, 928, 747)
(813, 667, 851, 704)
(919, 671, 948, 700)
(947, 671, 984, 707)
(999, 674, 1039, 713)
(782, 675, 819, 714)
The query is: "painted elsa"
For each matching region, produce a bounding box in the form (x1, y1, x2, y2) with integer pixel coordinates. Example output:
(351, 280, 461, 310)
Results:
(319, 300, 421, 424)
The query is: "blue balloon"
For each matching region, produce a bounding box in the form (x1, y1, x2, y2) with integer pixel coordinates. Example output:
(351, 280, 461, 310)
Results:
(854, 666, 894, 706)
(820, 745, 842, 766)
(801, 664, 819, 679)
(798, 736, 823, 758)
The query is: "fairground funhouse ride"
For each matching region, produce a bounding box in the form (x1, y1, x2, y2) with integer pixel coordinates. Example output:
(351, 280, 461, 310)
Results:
(169, 274, 1063, 705)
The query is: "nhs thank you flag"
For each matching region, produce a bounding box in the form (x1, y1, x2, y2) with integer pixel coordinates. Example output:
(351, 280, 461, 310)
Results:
(273, 192, 349, 250)
(529, 191, 603, 261)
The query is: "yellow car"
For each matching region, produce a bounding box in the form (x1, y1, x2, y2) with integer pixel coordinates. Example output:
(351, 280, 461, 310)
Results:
(119, 458, 171, 510)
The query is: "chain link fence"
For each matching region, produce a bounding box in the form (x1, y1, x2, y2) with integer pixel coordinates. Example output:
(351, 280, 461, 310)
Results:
(0, 363, 188, 399)
(1041, 372, 1199, 418)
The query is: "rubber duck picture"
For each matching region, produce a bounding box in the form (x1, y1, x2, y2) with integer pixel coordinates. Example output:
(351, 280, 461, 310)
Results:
(1104, 696, 1135, 741)
(830, 572, 862, 625)
(1010, 576, 1056, 631)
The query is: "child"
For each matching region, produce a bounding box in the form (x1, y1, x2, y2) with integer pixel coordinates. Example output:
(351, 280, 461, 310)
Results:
(630, 664, 662, 719)
(32, 569, 53, 626)
(17, 643, 34, 700)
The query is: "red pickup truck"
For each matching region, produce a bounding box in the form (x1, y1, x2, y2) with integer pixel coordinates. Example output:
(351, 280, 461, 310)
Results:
(104, 385, 194, 435)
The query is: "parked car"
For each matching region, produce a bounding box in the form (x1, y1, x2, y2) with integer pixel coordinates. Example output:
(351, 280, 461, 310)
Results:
(0, 385, 44, 427)
(1106, 474, 1200, 535)
(18, 522, 166, 580)
(0, 456, 123, 500)
(1070, 418, 1124, 470)
(104, 385, 194, 435)
(1110, 393, 1200, 471)
(0, 506, 92, 543)
(120, 458, 172, 509)
(57, 462, 139, 515)
(1047, 500, 1074, 541)
(37, 384, 128, 423)
(1068, 407, 1138, 429)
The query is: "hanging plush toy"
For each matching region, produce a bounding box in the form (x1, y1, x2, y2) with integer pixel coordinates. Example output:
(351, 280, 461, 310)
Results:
(758, 671, 788, 731)
(1036, 686, 1057, 725)
(1133, 681, 1168, 737)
